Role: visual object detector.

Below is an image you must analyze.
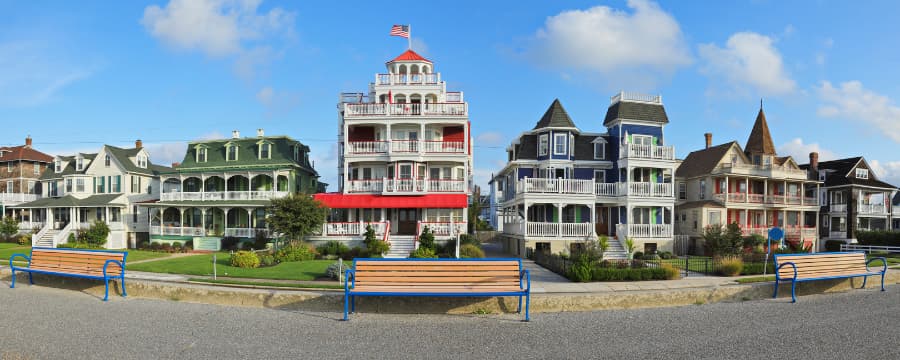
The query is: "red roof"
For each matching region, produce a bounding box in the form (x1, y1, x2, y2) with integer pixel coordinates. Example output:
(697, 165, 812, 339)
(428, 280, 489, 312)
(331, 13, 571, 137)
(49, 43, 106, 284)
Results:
(313, 193, 466, 209)
(0, 145, 53, 163)
(388, 49, 431, 63)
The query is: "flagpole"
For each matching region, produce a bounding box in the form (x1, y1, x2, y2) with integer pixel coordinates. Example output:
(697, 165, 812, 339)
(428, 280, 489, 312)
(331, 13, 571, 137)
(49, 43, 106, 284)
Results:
(408, 24, 412, 50)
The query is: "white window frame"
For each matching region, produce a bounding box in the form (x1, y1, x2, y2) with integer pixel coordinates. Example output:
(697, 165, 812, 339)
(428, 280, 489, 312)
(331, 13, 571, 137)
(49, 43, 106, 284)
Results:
(76, 158, 83, 171)
(538, 134, 549, 156)
(258, 143, 272, 160)
(7, 162, 12, 172)
(197, 147, 207, 163)
(54, 160, 61, 173)
(594, 170, 606, 182)
(5, 181, 11, 193)
(856, 168, 869, 179)
(709, 210, 722, 225)
(553, 133, 567, 155)
(226, 145, 238, 162)
(136, 154, 148, 168)
(632, 135, 653, 146)
(105, 155, 111, 167)
(678, 182, 686, 200)
(593, 143, 605, 159)
(699, 180, 706, 200)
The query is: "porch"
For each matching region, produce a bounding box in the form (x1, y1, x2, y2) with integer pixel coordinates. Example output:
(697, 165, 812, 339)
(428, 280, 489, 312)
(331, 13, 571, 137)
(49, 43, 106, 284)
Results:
(160, 172, 292, 202)
(149, 207, 269, 239)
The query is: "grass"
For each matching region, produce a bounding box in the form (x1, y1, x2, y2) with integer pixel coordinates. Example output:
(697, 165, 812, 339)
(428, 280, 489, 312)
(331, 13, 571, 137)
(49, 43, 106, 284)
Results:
(127, 252, 340, 281)
(737, 275, 776, 284)
(0, 243, 30, 261)
(188, 278, 344, 290)
(124, 250, 173, 263)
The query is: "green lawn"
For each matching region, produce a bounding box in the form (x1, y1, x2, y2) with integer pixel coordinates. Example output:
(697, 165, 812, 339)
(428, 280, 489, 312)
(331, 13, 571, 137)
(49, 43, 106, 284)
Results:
(127, 253, 341, 281)
(188, 278, 343, 290)
(0, 243, 30, 261)
(737, 275, 775, 284)
(124, 250, 173, 263)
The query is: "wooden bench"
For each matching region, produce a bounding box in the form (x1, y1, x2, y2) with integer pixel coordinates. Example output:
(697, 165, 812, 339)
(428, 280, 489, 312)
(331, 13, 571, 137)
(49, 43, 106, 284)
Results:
(9, 247, 128, 301)
(773, 251, 886, 302)
(343, 258, 531, 321)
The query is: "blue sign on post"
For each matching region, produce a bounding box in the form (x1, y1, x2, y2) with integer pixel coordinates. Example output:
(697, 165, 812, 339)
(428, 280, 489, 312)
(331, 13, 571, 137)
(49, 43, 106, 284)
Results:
(763, 227, 785, 276)
(768, 227, 784, 241)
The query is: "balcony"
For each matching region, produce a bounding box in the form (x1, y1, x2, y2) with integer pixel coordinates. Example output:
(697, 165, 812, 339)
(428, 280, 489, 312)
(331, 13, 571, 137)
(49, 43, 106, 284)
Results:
(625, 182, 672, 198)
(343, 102, 467, 118)
(0, 193, 38, 204)
(348, 178, 466, 194)
(422, 141, 465, 153)
(347, 180, 384, 193)
(349, 140, 466, 156)
(595, 183, 620, 197)
(427, 179, 466, 192)
(347, 141, 388, 154)
(375, 73, 441, 85)
(315, 222, 387, 237)
(830, 203, 847, 213)
(518, 178, 593, 195)
(504, 221, 592, 238)
(616, 224, 672, 239)
(160, 191, 290, 202)
(713, 193, 817, 206)
(620, 144, 675, 161)
(715, 163, 808, 179)
(383, 179, 427, 194)
(858, 203, 888, 215)
(150, 225, 205, 237)
(740, 226, 817, 241)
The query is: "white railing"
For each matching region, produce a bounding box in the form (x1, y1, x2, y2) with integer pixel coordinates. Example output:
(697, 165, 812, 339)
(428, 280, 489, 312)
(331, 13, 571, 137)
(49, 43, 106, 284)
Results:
(224, 228, 268, 238)
(17, 221, 44, 231)
(626, 182, 672, 197)
(595, 182, 620, 196)
(785, 196, 802, 205)
(747, 194, 765, 203)
(829, 231, 847, 239)
(785, 227, 818, 240)
(620, 144, 675, 160)
(347, 180, 384, 193)
(420, 222, 467, 236)
(391, 140, 419, 153)
(53, 222, 75, 248)
(151, 225, 205, 236)
(611, 92, 662, 104)
(560, 222, 593, 237)
(161, 191, 290, 201)
(766, 195, 785, 204)
(347, 141, 388, 154)
(841, 244, 900, 254)
(804, 197, 817, 206)
(344, 102, 468, 117)
(422, 141, 466, 153)
(830, 203, 847, 212)
(858, 203, 888, 214)
(518, 178, 593, 195)
(741, 226, 769, 237)
(523, 222, 593, 238)
(446, 92, 463, 102)
(618, 223, 672, 238)
(383, 179, 426, 193)
(31, 224, 50, 246)
(428, 180, 466, 192)
(0, 193, 38, 203)
(375, 73, 441, 85)
(716, 163, 808, 179)
(317, 222, 387, 236)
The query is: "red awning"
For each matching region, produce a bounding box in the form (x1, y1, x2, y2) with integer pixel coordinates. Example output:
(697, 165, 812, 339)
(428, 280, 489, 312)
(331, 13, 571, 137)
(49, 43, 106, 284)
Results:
(313, 193, 467, 209)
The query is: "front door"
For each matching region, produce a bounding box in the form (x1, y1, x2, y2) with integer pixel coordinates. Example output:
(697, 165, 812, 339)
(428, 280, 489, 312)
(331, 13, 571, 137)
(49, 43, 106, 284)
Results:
(595, 206, 608, 235)
(398, 208, 418, 235)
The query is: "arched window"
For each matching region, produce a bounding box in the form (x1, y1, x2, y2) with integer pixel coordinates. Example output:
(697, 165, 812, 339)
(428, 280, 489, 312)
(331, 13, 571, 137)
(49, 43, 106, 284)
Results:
(226, 143, 238, 161)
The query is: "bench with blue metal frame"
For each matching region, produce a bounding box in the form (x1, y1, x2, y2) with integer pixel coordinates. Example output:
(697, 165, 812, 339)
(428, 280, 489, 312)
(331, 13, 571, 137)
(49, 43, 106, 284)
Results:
(9, 247, 128, 301)
(773, 251, 886, 302)
(343, 258, 531, 321)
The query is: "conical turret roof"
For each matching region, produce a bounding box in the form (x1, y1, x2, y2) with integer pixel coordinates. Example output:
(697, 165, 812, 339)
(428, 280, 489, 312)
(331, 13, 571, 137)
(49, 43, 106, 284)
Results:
(745, 105, 776, 156)
(533, 99, 577, 130)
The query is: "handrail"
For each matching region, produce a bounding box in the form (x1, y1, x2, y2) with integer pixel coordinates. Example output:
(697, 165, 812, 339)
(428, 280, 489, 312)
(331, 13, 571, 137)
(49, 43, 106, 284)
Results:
(31, 224, 50, 247)
(53, 222, 74, 248)
(865, 257, 888, 273)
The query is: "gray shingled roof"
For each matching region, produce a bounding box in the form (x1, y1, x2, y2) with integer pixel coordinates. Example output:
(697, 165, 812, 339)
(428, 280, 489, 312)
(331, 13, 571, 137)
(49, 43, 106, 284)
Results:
(803, 157, 898, 189)
(675, 142, 737, 178)
(533, 99, 577, 130)
(745, 108, 776, 156)
(603, 101, 669, 126)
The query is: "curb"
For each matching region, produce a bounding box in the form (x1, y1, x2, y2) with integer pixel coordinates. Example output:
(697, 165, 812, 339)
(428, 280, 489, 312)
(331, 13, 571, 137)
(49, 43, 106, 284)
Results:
(1, 268, 896, 315)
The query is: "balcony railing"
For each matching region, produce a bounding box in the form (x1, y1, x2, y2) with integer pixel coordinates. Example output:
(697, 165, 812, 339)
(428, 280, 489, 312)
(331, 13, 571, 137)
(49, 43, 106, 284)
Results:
(391, 140, 419, 153)
(616, 224, 672, 238)
(17, 221, 44, 231)
(224, 228, 269, 238)
(715, 163, 808, 178)
(375, 73, 441, 85)
(595, 183, 619, 197)
(347, 180, 384, 193)
(739, 226, 817, 240)
(344, 102, 467, 117)
(830, 203, 847, 213)
(0, 193, 38, 204)
(858, 204, 888, 214)
(420, 222, 467, 236)
(518, 178, 593, 195)
(315, 222, 387, 237)
(160, 191, 290, 202)
(714, 193, 816, 206)
(422, 141, 465, 153)
(620, 144, 675, 160)
(626, 182, 672, 198)
(150, 225, 205, 236)
(427, 179, 466, 192)
(383, 179, 427, 193)
(519, 222, 593, 238)
(347, 141, 388, 154)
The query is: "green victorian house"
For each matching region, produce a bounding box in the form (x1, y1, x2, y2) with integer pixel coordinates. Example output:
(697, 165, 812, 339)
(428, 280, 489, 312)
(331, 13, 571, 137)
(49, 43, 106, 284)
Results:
(146, 130, 322, 250)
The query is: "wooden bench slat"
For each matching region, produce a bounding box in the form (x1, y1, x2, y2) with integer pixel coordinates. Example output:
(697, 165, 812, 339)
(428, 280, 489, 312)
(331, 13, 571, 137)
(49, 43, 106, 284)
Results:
(355, 270, 520, 277)
(356, 276, 519, 283)
(355, 265, 520, 271)
(356, 261, 518, 266)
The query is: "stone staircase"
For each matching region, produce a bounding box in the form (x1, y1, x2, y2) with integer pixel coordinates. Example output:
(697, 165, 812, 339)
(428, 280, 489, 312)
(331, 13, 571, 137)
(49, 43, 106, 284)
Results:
(385, 235, 416, 258)
(602, 237, 630, 260)
(33, 230, 59, 248)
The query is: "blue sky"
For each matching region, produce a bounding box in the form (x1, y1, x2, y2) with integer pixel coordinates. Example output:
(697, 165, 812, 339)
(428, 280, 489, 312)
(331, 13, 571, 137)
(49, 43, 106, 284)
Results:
(2, 0, 900, 188)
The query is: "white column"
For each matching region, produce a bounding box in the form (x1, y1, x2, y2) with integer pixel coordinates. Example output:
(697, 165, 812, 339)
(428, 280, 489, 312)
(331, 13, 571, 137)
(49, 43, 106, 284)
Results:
(725, 175, 729, 202)
(557, 203, 563, 238)
(801, 182, 806, 205)
(745, 177, 750, 203)
(523, 203, 529, 237)
(589, 205, 596, 237)
(200, 208, 207, 236)
(179, 208, 185, 236)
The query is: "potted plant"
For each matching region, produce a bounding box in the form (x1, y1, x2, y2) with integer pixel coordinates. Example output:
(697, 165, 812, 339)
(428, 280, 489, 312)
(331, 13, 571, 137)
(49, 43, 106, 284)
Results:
(624, 237, 636, 260)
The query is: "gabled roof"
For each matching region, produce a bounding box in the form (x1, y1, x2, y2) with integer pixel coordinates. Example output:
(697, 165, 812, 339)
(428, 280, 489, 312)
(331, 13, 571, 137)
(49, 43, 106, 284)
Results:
(512, 134, 537, 160)
(0, 144, 53, 163)
(41, 154, 97, 180)
(676, 142, 740, 178)
(11, 194, 123, 208)
(603, 101, 668, 126)
(175, 135, 317, 175)
(574, 135, 605, 161)
(744, 107, 776, 156)
(105, 145, 171, 176)
(533, 99, 577, 130)
(387, 49, 431, 63)
(804, 156, 898, 189)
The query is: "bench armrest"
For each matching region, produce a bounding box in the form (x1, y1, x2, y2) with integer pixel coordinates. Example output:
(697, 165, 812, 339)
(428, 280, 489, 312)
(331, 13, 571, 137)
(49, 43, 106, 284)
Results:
(344, 269, 356, 291)
(9, 253, 30, 269)
(102, 259, 125, 277)
(776, 262, 797, 281)
(866, 257, 888, 273)
(520, 269, 531, 292)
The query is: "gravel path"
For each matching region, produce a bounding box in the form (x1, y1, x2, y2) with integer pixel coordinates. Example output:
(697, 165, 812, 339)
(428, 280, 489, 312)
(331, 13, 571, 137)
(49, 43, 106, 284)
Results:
(1, 284, 898, 359)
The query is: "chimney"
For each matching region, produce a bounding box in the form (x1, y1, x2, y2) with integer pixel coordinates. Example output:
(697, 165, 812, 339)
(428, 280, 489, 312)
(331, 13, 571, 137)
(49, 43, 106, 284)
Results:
(171, 162, 180, 168)
(704, 133, 712, 149)
(232, 130, 240, 139)
(25, 135, 32, 148)
(257, 128, 264, 137)
(809, 152, 819, 173)
(135, 139, 143, 149)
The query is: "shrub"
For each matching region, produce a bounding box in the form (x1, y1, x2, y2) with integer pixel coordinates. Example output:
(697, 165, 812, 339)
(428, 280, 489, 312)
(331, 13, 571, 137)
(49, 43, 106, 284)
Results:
(363, 226, 390, 256)
(633, 251, 644, 260)
(18, 234, 30, 246)
(221, 236, 240, 251)
(0, 217, 19, 241)
(590, 267, 670, 281)
(149, 242, 161, 251)
(67, 233, 77, 244)
(658, 251, 673, 260)
(325, 262, 345, 280)
(458, 244, 485, 258)
(259, 254, 276, 267)
(409, 247, 437, 258)
(184, 240, 193, 251)
(741, 262, 774, 275)
(569, 261, 593, 282)
(253, 232, 269, 250)
(856, 230, 900, 247)
(743, 234, 766, 249)
(160, 243, 172, 252)
(317, 240, 350, 257)
(138, 241, 149, 250)
(717, 257, 744, 276)
(418, 226, 436, 250)
(172, 242, 183, 252)
(344, 246, 367, 259)
(82, 221, 110, 247)
(459, 234, 481, 247)
(643, 253, 660, 260)
(230, 251, 260, 268)
(824, 240, 845, 252)
(661, 264, 682, 280)
(275, 244, 317, 262)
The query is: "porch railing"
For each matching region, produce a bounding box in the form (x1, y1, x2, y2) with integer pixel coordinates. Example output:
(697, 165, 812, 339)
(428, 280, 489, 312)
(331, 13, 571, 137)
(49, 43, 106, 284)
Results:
(420, 222, 467, 236)
(0, 193, 39, 203)
(422, 141, 466, 153)
(616, 224, 672, 238)
(224, 228, 268, 238)
(595, 182, 619, 196)
(375, 73, 441, 85)
(518, 178, 593, 195)
(347, 141, 388, 154)
(620, 144, 675, 160)
(626, 182, 672, 197)
(383, 179, 427, 193)
(830, 203, 847, 212)
(316, 222, 387, 236)
(344, 102, 467, 117)
(161, 191, 290, 201)
(427, 179, 466, 192)
(858, 204, 888, 214)
(522, 222, 592, 238)
(347, 180, 384, 193)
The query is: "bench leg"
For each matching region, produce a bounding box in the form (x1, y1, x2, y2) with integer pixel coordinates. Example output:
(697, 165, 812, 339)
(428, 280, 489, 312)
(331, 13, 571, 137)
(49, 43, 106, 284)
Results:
(121, 275, 127, 297)
(351, 295, 356, 313)
(28, 272, 33, 285)
(790, 280, 797, 303)
(862, 275, 868, 289)
(772, 280, 778, 299)
(881, 273, 886, 292)
(517, 296, 522, 313)
(103, 278, 110, 302)
(524, 293, 531, 322)
(9, 269, 15, 289)
(343, 293, 349, 321)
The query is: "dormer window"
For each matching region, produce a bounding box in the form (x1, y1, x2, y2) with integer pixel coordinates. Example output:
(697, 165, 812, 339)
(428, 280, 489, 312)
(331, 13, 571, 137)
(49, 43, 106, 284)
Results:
(196, 147, 207, 163)
(856, 168, 869, 179)
(594, 143, 605, 159)
(105, 155, 111, 167)
(76, 157, 84, 171)
(226, 144, 238, 161)
(54, 160, 61, 173)
(258, 142, 272, 160)
(538, 134, 549, 156)
(136, 154, 148, 168)
(293, 146, 300, 162)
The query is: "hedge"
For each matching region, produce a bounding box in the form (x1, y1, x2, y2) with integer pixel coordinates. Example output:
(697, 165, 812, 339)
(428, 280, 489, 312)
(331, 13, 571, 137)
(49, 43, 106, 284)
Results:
(856, 231, 900, 247)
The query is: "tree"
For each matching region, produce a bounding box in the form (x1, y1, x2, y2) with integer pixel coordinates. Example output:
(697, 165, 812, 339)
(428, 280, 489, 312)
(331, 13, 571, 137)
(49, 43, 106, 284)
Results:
(722, 222, 744, 256)
(0, 216, 19, 242)
(266, 194, 328, 246)
(702, 224, 725, 256)
(704, 223, 743, 257)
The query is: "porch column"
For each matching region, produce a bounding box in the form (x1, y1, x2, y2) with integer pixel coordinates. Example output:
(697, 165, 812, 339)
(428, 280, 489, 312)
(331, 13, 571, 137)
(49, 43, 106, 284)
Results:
(745, 177, 750, 203)
(200, 208, 207, 236)
(763, 181, 768, 203)
(557, 203, 563, 237)
(783, 180, 787, 204)
(419, 123, 425, 154)
(105, 207, 110, 225)
(386, 123, 392, 155)
(523, 202, 529, 237)
(782, 210, 787, 228)
(222, 208, 231, 237)
(589, 204, 596, 237)
(742, 209, 749, 228)
(725, 176, 729, 202)
(245, 208, 253, 233)
(763, 209, 768, 229)
(179, 208, 185, 236)
(801, 183, 806, 205)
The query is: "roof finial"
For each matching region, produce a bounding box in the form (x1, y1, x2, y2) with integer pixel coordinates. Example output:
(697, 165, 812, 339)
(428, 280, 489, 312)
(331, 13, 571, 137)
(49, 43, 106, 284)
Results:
(760, 98, 763, 110)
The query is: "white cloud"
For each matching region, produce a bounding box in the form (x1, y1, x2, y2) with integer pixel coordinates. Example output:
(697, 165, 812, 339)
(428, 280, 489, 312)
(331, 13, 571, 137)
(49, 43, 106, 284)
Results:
(141, 0, 295, 81)
(524, 0, 691, 83)
(145, 142, 187, 166)
(777, 138, 837, 163)
(698, 32, 796, 96)
(256, 86, 274, 106)
(0, 41, 94, 107)
(475, 132, 505, 146)
(816, 80, 900, 143)
(869, 160, 900, 186)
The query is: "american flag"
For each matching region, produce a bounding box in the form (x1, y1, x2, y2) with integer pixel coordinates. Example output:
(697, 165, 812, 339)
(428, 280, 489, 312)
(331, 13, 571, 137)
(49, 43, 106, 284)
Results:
(390, 24, 409, 38)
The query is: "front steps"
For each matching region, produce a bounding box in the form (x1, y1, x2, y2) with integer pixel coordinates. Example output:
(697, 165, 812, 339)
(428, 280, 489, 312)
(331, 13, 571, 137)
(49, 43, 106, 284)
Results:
(603, 237, 629, 260)
(385, 235, 416, 258)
